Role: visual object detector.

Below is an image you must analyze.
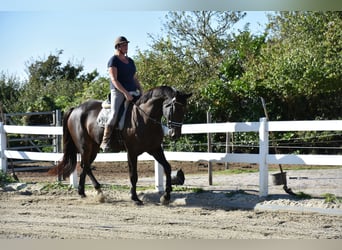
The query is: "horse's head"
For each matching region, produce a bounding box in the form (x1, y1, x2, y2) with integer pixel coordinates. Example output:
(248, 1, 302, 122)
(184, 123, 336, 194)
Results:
(163, 89, 192, 140)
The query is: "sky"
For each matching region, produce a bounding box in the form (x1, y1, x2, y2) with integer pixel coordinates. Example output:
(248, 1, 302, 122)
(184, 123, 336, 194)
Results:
(0, 0, 340, 80)
(0, 10, 270, 80)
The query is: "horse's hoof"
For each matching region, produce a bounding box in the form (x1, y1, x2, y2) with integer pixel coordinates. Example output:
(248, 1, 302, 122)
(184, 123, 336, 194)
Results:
(133, 199, 144, 206)
(80, 194, 86, 198)
(160, 195, 170, 205)
(96, 192, 106, 203)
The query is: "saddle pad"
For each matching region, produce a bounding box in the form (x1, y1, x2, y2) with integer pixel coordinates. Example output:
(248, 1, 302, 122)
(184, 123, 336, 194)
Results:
(101, 100, 111, 109)
(96, 105, 127, 129)
(96, 108, 111, 127)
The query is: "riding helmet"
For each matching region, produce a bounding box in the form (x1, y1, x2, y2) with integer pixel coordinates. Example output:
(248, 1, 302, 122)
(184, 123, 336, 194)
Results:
(115, 36, 130, 49)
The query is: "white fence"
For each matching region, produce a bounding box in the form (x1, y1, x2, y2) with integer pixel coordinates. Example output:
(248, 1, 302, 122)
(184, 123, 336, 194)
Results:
(1, 118, 342, 197)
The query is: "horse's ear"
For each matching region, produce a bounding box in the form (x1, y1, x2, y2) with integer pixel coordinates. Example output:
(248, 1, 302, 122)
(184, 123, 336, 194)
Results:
(176, 90, 192, 99)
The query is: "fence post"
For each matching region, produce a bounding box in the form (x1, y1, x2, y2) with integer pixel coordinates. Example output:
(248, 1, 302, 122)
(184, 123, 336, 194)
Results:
(207, 111, 213, 185)
(259, 117, 268, 197)
(70, 168, 78, 188)
(69, 154, 80, 188)
(0, 122, 7, 172)
(155, 160, 164, 192)
(225, 132, 230, 169)
(54, 109, 62, 154)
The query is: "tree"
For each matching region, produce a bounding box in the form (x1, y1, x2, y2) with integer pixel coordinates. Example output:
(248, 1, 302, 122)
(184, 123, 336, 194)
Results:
(20, 50, 100, 114)
(135, 11, 246, 123)
(0, 72, 22, 115)
(201, 30, 267, 122)
(243, 11, 342, 120)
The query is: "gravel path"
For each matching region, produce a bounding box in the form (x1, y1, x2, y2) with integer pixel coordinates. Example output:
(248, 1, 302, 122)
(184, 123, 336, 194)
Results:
(1, 168, 341, 239)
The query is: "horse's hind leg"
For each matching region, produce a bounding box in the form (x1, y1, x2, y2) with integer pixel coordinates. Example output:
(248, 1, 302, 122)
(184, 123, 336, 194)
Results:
(78, 152, 101, 198)
(78, 161, 103, 197)
(78, 161, 87, 197)
(83, 149, 102, 193)
(86, 168, 102, 192)
(85, 166, 105, 203)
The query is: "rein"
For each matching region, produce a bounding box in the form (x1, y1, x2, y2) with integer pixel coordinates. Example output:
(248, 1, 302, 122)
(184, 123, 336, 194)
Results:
(133, 97, 184, 129)
(133, 102, 162, 126)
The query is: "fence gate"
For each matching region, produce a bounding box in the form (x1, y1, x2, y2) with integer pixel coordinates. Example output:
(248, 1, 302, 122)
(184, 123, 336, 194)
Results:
(1, 110, 62, 171)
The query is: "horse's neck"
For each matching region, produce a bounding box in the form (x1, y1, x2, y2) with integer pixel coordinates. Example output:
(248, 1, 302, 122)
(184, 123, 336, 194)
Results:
(137, 98, 164, 122)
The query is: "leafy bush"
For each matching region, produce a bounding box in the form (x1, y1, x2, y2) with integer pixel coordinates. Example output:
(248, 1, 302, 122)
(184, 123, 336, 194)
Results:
(0, 171, 17, 187)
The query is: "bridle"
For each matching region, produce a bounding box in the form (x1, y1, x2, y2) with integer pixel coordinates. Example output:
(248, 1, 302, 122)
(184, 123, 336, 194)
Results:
(164, 97, 184, 129)
(133, 96, 185, 130)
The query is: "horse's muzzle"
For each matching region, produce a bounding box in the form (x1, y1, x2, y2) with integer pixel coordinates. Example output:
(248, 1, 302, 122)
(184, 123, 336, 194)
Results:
(163, 126, 182, 140)
(169, 128, 182, 140)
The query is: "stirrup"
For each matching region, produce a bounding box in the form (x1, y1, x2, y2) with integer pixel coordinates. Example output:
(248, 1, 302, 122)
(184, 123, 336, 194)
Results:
(100, 144, 112, 153)
(100, 138, 112, 152)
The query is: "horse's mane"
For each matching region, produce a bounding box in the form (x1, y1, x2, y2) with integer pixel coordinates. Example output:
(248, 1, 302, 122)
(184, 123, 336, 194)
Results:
(136, 86, 175, 105)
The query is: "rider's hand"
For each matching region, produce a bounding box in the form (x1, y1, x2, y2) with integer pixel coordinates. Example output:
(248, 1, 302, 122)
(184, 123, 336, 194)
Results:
(125, 92, 134, 102)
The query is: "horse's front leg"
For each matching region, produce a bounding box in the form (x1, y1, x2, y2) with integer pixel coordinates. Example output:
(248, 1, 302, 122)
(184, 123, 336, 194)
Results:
(150, 148, 172, 205)
(127, 152, 143, 205)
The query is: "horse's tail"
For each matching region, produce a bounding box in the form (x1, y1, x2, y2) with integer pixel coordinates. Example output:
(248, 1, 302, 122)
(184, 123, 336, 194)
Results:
(48, 107, 77, 179)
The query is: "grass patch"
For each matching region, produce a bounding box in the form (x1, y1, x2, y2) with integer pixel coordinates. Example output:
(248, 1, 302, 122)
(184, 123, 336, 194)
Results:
(103, 184, 130, 191)
(136, 186, 155, 192)
(0, 171, 18, 187)
(41, 182, 72, 191)
(101, 184, 204, 193)
(281, 165, 340, 171)
(103, 184, 204, 193)
(322, 193, 342, 203)
(173, 186, 204, 193)
(100, 184, 153, 192)
(215, 165, 340, 176)
(295, 191, 312, 199)
(40, 182, 153, 192)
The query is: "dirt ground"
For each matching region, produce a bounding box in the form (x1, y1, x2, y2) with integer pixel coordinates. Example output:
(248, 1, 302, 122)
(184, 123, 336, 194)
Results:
(0, 161, 341, 239)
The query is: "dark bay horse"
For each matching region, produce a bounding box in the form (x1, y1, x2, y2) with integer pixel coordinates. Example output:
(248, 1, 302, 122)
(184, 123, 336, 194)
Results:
(49, 86, 192, 205)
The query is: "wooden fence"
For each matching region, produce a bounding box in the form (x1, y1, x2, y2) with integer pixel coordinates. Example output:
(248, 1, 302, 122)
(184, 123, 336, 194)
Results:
(1, 118, 342, 197)
(1, 110, 62, 167)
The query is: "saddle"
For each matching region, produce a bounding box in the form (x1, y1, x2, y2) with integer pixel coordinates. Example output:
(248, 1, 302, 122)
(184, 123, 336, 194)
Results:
(96, 91, 140, 130)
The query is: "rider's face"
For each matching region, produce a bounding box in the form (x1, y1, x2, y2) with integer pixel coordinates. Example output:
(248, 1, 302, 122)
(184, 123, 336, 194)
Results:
(119, 43, 128, 53)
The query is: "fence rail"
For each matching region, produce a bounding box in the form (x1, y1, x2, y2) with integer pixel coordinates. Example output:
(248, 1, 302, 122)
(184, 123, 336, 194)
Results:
(1, 118, 342, 197)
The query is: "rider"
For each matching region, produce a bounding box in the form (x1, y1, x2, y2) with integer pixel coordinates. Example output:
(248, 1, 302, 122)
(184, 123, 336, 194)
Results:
(100, 36, 143, 152)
